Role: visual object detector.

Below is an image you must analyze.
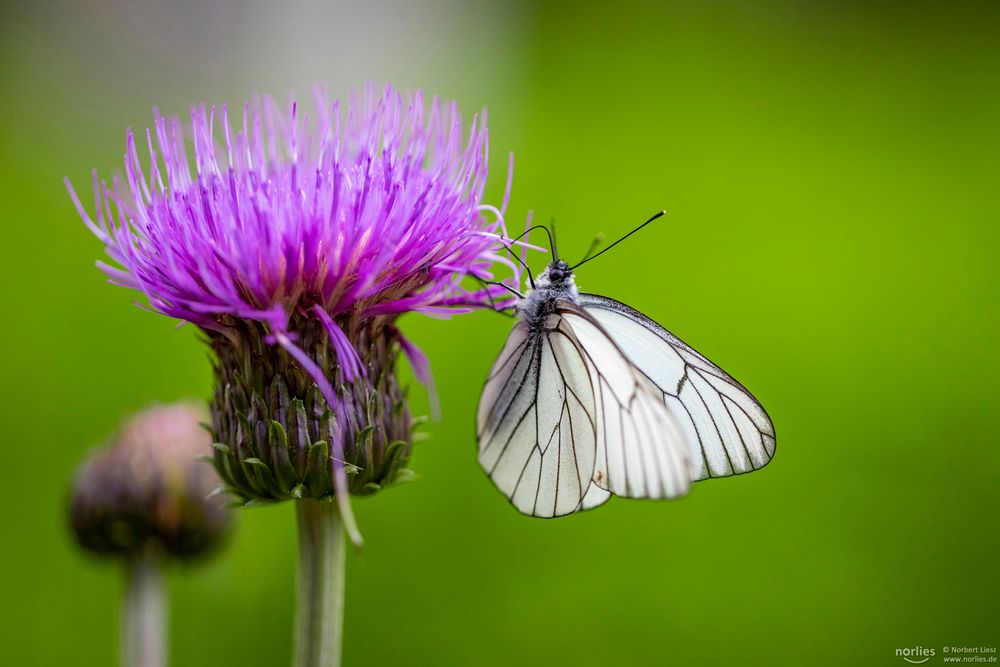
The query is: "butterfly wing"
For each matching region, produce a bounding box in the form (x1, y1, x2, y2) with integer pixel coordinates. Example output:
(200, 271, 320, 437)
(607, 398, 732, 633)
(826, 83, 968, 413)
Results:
(476, 315, 599, 517)
(578, 483, 612, 511)
(578, 293, 776, 480)
(559, 305, 692, 501)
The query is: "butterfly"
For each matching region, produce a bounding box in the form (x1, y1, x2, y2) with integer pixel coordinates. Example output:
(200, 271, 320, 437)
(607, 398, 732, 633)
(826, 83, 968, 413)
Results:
(476, 212, 775, 517)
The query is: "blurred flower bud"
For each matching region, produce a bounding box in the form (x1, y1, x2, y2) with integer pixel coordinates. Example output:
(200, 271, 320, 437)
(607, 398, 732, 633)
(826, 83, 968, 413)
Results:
(69, 401, 230, 559)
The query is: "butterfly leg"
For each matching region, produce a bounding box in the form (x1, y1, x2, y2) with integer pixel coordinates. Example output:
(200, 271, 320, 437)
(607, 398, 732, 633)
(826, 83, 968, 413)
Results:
(475, 278, 520, 318)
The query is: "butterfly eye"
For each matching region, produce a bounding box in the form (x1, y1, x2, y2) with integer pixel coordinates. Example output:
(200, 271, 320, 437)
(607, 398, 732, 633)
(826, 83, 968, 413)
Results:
(549, 268, 565, 282)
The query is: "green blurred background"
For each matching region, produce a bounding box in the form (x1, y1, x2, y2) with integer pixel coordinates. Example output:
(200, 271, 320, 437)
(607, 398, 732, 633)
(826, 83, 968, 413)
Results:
(1, 1, 997, 665)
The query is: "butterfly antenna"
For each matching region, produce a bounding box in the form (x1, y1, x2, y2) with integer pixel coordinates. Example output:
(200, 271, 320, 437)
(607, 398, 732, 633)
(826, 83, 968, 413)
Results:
(569, 210, 666, 270)
(576, 232, 606, 265)
(549, 217, 559, 261)
(507, 224, 555, 258)
(503, 224, 557, 289)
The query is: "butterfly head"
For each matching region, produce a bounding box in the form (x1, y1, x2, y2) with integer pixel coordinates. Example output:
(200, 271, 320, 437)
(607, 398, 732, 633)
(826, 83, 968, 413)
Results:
(541, 259, 572, 288)
(522, 259, 577, 320)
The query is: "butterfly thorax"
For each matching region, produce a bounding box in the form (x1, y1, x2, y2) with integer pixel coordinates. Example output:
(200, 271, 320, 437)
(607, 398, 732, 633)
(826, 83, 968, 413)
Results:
(517, 259, 578, 328)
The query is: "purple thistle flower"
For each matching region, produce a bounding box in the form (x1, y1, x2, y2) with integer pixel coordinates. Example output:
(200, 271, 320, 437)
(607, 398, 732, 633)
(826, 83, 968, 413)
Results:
(68, 85, 526, 545)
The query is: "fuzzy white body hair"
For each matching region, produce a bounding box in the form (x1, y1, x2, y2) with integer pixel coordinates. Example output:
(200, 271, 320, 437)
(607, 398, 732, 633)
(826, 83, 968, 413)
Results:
(516, 262, 580, 326)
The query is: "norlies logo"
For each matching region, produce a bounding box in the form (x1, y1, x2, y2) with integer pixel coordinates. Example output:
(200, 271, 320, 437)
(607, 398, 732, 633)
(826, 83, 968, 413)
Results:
(896, 646, 936, 664)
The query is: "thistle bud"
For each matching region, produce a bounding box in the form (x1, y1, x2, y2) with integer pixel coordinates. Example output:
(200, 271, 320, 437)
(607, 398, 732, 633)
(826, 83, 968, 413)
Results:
(69, 402, 230, 559)
(210, 318, 415, 504)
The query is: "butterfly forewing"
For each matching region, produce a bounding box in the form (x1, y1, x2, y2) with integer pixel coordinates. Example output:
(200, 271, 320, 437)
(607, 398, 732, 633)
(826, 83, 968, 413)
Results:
(559, 307, 692, 500)
(476, 315, 598, 517)
(578, 293, 776, 480)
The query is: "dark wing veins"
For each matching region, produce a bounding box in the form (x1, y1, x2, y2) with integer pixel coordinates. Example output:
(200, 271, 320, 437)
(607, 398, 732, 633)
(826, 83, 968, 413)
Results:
(577, 292, 776, 480)
(478, 318, 597, 516)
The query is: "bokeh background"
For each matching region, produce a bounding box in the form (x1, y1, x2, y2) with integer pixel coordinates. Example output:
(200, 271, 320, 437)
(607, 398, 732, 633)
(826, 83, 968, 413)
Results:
(1, 1, 997, 665)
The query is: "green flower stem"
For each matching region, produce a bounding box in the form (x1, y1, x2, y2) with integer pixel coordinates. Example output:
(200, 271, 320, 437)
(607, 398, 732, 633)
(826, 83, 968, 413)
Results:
(122, 549, 166, 667)
(294, 499, 346, 667)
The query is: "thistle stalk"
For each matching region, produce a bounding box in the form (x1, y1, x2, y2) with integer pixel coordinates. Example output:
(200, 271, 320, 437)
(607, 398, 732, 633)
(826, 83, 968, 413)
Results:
(123, 549, 166, 667)
(294, 500, 346, 667)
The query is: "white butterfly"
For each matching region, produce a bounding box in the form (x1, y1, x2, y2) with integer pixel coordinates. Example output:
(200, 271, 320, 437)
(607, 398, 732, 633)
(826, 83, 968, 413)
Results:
(476, 221, 775, 517)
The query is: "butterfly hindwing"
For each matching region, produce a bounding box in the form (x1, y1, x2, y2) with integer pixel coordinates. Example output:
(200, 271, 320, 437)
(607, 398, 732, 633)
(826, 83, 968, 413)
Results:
(578, 483, 611, 511)
(476, 315, 598, 517)
(578, 293, 776, 481)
